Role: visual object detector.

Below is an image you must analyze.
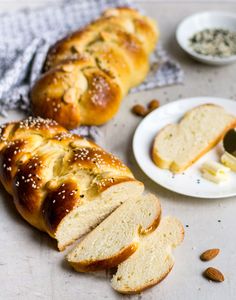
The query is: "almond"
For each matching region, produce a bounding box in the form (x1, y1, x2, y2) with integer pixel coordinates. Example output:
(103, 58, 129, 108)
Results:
(203, 267, 224, 282)
(132, 104, 147, 117)
(200, 248, 220, 261)
(62, 64, 74, 73)
(148, 99, 160, 112)
(63, 87, 77, 104)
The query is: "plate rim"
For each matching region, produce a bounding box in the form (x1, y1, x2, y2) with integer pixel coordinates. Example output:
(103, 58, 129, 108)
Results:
(132, 97, 236, 199)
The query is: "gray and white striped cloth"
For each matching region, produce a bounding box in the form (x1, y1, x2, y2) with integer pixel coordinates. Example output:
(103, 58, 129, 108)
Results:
(0, 0, 183, 140)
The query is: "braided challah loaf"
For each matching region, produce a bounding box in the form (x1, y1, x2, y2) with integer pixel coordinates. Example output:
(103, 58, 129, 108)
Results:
(0, 117, 143, 250)
(30, 7, 158, 129)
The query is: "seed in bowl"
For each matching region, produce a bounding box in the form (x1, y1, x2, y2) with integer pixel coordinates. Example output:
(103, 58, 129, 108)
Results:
(189, 28, 236, 57)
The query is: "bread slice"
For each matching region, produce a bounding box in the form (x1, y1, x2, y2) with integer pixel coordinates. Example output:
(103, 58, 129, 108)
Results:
(56, 180, 144, 251)
(152, 104, 236, 173)
(66, 194, 161, 271)
(111, 216, 184, 294)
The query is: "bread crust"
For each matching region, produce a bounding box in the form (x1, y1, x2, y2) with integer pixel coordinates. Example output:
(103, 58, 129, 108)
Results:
(69, 243, 139, 272)
(67, 202, 161, 269)
(139, 209, 161, 235)
(152, 103, 236, 173)
(112, 223, 184, 294)
(113, 264, 174, 294)
(30, 7, 158, 129)
(0, 117, 143, 250)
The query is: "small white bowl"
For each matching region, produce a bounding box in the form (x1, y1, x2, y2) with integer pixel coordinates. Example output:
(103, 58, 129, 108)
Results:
(176, 11, 236, 65)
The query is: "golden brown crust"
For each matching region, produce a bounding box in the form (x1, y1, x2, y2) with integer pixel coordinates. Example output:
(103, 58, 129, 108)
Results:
(69, 243, 139, 272)
(68, 202, 161, 271)
(151, 123, 173, 170)
(139, 209, 161, 235)
(0, 139, 27, 193)
(31, 61, 123, 128)
(30, 7, 158, 129)
(152, 104, 236, 173)
(0, 117, 141, 248)
(115, 264, 174, 295)
(42, 180, 80, 233)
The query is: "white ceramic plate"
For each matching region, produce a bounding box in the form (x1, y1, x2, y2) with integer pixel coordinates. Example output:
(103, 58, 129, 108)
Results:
(133, 97, 236, 198)
(176, 11, 236, 65)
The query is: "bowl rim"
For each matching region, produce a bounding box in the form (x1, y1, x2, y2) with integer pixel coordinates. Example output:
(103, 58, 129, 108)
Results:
(176, 10, 236, 64)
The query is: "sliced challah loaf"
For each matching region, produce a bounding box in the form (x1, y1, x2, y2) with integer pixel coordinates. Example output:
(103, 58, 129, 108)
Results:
(31, 7, 158, 129)
(67, 194, 161, 272)
(152, 104, 236, 173)
(0, 117, 143, 250)
(111, 216, 184, 294)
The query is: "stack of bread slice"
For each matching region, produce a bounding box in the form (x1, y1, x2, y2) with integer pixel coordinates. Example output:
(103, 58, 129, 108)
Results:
(67, 194, 184, 294)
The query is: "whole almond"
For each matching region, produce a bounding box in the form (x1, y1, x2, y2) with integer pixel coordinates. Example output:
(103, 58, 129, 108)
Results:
(132, 104, 147, 117)
(148, 99, 160, 112)
(63, 87, 77, 104)
(203, 267, 224, 282)
(62, 64, 74, 73)
(200, 248, 220, 261)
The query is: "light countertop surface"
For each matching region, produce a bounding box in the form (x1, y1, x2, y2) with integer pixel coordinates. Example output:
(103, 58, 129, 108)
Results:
(0, 1, 236, 300)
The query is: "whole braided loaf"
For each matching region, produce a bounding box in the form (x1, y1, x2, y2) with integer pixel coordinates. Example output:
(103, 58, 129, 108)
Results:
(31, 7, 158, 129)
(0, 117, 143, 250)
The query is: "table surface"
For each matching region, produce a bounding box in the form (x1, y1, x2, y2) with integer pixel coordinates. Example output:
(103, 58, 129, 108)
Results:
(0, 1, 236, 300)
